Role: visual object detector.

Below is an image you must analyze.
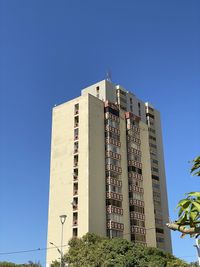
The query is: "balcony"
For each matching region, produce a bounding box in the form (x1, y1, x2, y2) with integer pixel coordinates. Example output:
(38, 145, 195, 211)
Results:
(106, 176, 122, 187)
(129, 185, 144, 194)
(106, 164, 122, 174)
(128, 160, 142, 169)
(107, 220, 124, 231)
(106, 191, 123, 201)
(127, 136, 141, 145)
(105, 137, 121, 147)
(106, 150, 121, 160)
(128, 172, 143, 181)
(130, 211, 145, 220)
(105, 125, 120, 135)
(127, 147, 141, 156)
(125, 112, 140, 122)
(131, 226, 146, 235)
(129, 198, 144, 207)
(106, 205, 123, 215)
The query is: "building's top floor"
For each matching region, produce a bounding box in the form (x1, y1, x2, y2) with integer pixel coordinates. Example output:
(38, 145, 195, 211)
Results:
(81, 79, 156, 123)
(53, 79, 157, 124)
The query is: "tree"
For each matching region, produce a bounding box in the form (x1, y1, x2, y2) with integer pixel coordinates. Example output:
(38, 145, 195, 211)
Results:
(58, 233, 189, 267)
(166, 156, 200, 265)
(0, 261, 41, 267)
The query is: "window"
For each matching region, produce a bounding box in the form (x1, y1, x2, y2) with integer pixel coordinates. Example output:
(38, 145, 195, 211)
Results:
(138, 102, 141, 116)
(96, 86, 100, 98)
(156, 237, 164, 243)
(106, 185, 121, 194)
(74, 104, 79, 115)
(73, 183, 78, 195)
(74, 116, 79, 127)
(152, 167, 158, 173)
(74, 142, 79, 153)
(150, 143, 157, 149)
(152, 183, 160, 189)
(73, 228, 78, 237)
(104, 106, 119, 117)
(106, 199, 122, 208)
(156, 228, 164, 234)
(152, 159, 158, 164)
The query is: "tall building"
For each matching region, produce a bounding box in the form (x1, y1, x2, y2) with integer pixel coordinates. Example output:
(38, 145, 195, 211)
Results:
(46, 80, 172, 265)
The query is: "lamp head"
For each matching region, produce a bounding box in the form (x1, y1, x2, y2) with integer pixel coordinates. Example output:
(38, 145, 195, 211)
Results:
(60, 214, 67, 224)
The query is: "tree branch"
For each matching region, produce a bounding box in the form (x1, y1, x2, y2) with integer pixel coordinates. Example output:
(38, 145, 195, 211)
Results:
(166, 223, 200, 234)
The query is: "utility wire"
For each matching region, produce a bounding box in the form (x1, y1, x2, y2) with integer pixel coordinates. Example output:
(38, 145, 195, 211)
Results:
(0, 244, 196, 259)
(0, 245, 68, 256)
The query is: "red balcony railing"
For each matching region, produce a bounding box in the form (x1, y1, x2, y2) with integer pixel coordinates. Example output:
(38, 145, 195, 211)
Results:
(107, 220, 124, 231)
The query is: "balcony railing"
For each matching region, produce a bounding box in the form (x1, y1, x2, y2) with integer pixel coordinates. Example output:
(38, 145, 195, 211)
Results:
(106, 191, 123, 201)
(127, 147, 141, 156)
(131, 226, 146, 235)
(106, 164, 122, 174)
(106, 151, 121, 160)
(129, 198, 144, 207)
(107, 220, 124, 231)
(130, 211, 145, 220)
(129, 185, 144, 194)
(106, 205, 123, 215)
(128, 172, 143, 181)
(105, 125, 120, 135)
(106, 177, 122, 187)
(128, 160, 142, 169)
(105, 138, 121, 147)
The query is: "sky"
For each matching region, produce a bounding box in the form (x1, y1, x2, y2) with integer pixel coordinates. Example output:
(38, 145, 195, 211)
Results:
(0, 0, 200, 266)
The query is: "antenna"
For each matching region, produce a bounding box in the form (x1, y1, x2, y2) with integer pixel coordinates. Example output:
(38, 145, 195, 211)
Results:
(106, 70, 112, 82)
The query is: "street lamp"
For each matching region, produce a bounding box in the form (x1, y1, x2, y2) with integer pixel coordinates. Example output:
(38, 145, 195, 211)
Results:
(60, 215, 67, 267)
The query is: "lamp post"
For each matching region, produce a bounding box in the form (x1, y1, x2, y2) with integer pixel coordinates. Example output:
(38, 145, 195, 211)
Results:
(60, 214, 67, 267)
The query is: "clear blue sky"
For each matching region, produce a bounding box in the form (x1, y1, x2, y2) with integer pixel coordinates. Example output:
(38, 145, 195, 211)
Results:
(0, 0, 199, 266)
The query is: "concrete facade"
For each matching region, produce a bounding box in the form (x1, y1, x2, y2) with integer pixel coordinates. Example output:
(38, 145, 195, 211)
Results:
(46, 80, 172, 265)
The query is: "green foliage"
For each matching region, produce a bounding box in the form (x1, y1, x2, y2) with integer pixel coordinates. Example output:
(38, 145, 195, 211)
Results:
(176, 192, 200, 227)
(190, 156, 200, 176)
(175, 157, 200, 229)
(51, 260, 60, 267)
(63, 233, 189, 267)
(0, 261, 41, 267)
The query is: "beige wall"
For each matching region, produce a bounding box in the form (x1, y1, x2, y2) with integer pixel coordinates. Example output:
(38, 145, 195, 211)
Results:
(140, 121, 157, 247)
(81, 80, 107, 101)
(88, 94, 106, 235)
(47, 94, 108, 265)
(47, 97, 80, 263)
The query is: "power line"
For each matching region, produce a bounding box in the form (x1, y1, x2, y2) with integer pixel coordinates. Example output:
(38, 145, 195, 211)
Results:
(0, 245, 68, 256)
(0, 244, 196, 260)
